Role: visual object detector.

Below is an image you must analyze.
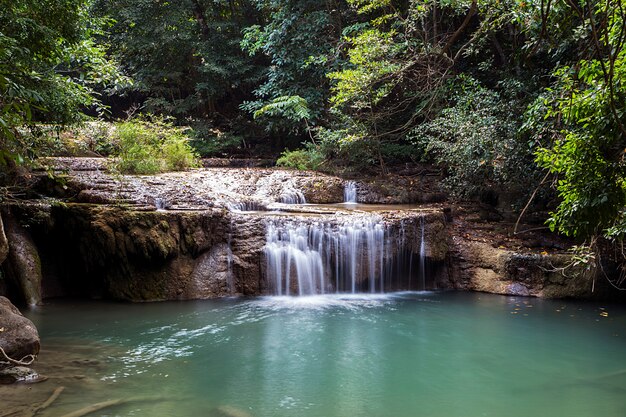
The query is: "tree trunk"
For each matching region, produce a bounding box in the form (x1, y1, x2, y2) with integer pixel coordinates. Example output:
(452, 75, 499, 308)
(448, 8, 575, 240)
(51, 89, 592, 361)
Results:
(191, 0, 210, 40)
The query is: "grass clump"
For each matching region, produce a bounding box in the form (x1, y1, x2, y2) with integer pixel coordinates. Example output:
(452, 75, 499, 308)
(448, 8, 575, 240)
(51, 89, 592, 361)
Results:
(113, 117, 199, 174)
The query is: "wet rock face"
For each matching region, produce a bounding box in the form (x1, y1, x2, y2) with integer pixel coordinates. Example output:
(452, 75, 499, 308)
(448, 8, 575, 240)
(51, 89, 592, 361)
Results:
(1, 211, 42, 306)
(41, 205, 261, 301)
(0, 296, 40, 362)
(0, 202, 268, 302)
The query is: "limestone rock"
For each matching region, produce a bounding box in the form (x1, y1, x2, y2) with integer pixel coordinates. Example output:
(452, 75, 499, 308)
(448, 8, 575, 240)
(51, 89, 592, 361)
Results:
(0, 296, 40, 362)
(2, 212, 42, 306)
(189, 243, 233, 297)
(0, 365, 44, 384)
(0, 214, 8, 265)
(447, 239, 595, 298)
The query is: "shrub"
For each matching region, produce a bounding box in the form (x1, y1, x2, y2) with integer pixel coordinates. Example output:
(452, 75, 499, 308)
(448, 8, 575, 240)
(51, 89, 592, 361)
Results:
(276, 144, 324, 170)
(112, 117, 199, 174)
(408, 77, 536, 201)
(189, 128, 244, 157)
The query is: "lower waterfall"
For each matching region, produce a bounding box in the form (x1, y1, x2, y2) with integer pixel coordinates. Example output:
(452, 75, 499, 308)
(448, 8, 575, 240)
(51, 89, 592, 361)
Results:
(264, 214, 427, 295)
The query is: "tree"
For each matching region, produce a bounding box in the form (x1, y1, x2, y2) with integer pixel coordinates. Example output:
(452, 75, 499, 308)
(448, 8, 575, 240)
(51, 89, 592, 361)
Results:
(92, 0, 261, 123)
(241, 0, 349, 135)
(0, 0, 125, 171)
(530, 0, 626, 243)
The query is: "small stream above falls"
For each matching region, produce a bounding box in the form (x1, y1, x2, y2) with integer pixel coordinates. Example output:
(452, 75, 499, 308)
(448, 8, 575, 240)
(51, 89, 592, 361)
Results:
(344, 181, 358, 204)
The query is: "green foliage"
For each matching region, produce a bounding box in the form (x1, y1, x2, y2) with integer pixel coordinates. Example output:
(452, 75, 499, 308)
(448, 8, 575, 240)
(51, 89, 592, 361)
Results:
(249, 95, 311, 134)
(92, 0, 260, 120)
(313, 125, 383, 172)
(0, 0, 127, 171)
(276, 144, 324, 171)
(113, 117, 199, 174)
(328, 29, 400, 110)
(240, 0, 347, 133)
(530, 0, 626, 240)
(189, 129, 244, 158)
(409, 77, 533, 198)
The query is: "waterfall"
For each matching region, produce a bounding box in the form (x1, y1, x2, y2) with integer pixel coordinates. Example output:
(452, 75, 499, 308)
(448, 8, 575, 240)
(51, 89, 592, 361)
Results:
(264, 220, 326, 295)
(227, 201, 266, 212)
(264, 215, 391, 295)
(344, 181, 357, 204)
(279, 191, 306, 204)
(420, 216, 426, 290)
(155, 197, 168, 211)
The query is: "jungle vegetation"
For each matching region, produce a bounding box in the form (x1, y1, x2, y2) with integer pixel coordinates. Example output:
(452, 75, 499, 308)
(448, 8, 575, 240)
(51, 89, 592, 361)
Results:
(1, 0, 625, 256)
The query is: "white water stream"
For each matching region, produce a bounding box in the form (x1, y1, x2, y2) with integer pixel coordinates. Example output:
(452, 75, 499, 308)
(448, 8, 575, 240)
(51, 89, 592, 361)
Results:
(264, 214, 426, 295)
(344, 181, 357, 203)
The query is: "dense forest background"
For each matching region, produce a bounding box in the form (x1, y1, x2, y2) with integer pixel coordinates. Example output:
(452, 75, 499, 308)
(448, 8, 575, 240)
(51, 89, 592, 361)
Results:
(1, 0, 625, 255)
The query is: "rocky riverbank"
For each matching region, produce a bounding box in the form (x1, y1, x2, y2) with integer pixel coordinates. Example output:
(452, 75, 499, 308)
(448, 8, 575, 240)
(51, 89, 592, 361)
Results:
(0, 296, 41, 384)
(0, 157, 619, 306)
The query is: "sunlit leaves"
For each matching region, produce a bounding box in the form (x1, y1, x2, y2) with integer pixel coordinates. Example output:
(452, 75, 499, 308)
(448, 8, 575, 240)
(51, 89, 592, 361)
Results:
(251, 95, 311, 133)
(532, 0, 626, 239)
(328, 29, 400, 110)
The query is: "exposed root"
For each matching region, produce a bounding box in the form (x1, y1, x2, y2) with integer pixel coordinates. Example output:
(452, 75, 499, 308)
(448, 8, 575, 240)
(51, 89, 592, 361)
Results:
(32, 386, 65, 416)
(0, 386, 65, 417)
(0, 346, 36, 366)
(60, 396, 168, 417)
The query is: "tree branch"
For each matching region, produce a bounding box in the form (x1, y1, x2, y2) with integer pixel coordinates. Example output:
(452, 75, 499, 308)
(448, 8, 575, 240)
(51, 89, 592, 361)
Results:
(441, 0, 478, 57)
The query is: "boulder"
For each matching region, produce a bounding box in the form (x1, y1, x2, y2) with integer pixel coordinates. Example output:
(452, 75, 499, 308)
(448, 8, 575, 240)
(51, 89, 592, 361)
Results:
(0, 296, 40, 364)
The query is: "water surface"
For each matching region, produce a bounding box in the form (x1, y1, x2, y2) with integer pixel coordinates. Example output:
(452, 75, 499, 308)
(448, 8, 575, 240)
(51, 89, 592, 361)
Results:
(12, 292, 626, 417)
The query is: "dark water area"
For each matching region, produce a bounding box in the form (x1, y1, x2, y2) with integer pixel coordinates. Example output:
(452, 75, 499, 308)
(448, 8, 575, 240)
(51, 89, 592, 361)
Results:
(6, 292, 626, 416)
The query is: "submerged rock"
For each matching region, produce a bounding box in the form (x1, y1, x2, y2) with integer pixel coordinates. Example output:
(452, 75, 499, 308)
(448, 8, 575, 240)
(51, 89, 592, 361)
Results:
(213, 405, 253, 417)
(0, 296, 40, 364)
(0, 365, 45, 384)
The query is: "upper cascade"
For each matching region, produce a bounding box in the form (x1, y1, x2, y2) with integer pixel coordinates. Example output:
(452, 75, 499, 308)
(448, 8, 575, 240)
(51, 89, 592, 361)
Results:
(263, 213, 427, 296)
(279, 190, 307, 204)
(344, 181, 357, 204)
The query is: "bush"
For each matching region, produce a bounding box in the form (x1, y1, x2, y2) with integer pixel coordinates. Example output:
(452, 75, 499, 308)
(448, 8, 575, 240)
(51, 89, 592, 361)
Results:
(408, 77, 537, 201)
(189, 128, 244, 157)
(113, 117, 199, 174)
(276, 144, 324, 170)
(300, 127, 367, 172)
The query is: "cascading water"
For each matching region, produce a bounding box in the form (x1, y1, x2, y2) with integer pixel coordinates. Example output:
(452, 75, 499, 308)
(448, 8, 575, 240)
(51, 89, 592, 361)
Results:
(263, 214, 425, 295)
(344, 181, 357, 204)
(264, 220, 326, 295)
(420, 216, 426, 290)
(279, 191, 307, 204)
(155, 197, 168, 211)
(227, 201, 267, 212)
